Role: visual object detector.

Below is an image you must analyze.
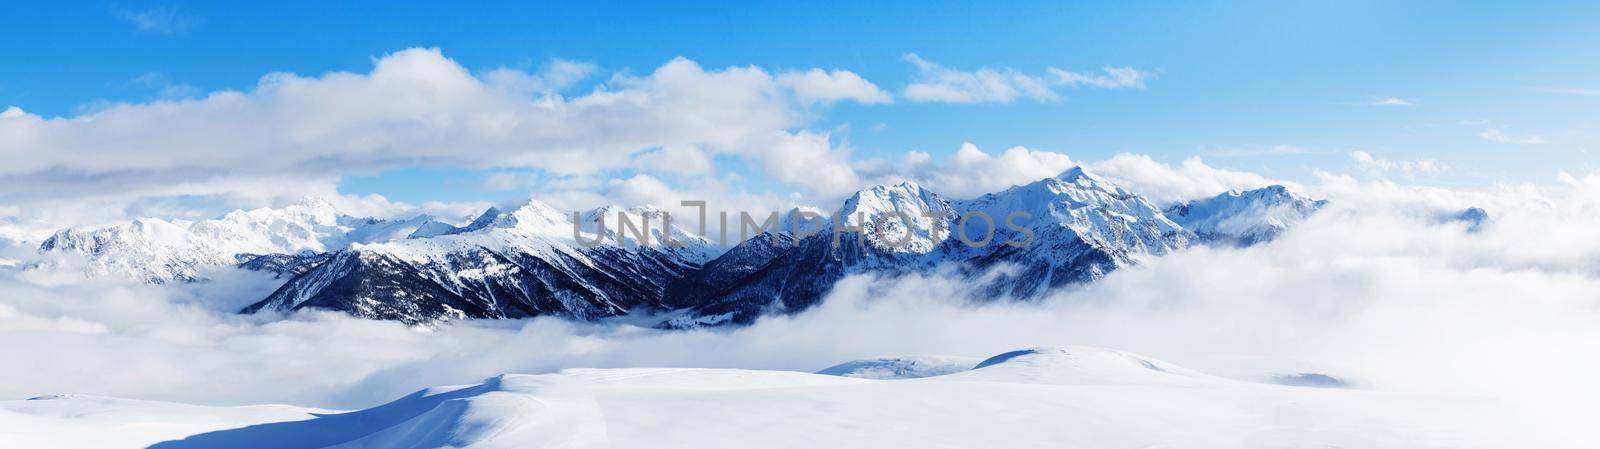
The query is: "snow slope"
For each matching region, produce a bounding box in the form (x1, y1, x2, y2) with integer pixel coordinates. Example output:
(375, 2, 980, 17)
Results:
(3, 346, 1511, 449)
(0, 395, 327, 449)
(816, 355, 980, 379)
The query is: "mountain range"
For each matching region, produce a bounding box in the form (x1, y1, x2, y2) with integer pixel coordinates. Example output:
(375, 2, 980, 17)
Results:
(31, 168, 1328, 327)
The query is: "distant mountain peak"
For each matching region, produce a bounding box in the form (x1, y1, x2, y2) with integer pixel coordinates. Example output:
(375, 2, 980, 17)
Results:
(838, 182, 945, 220)
(834, 182, 956, 254)
(490, 199, 572, 234)
(293, 196, 337, 210)
(1053, 165, 1096, 182)
(1166, 185, 1326, 246)
(34, 197, 477, 283)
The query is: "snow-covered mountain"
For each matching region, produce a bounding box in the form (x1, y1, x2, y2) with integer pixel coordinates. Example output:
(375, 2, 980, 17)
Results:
(37, 218, 237, 283)
(660, 182, 961, 327)
(35, 199, 442, 283)
(1164, 185, 1326, 246)
(29, 168, 1326, 326)
(662, 169, 1194, 327)
(1439, 206, 1489, 232)
(242, 200, 716, 324)
(949, 167, 1191, 297)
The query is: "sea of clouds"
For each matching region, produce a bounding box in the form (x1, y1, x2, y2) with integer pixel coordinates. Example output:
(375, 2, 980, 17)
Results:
(2, 174, 1598, 444)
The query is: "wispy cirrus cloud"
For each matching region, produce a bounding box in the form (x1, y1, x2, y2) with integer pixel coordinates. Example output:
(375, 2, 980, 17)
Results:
(1478, 129, 1551, 145)
(1368, 97, 1415, 106)
(113, 7, 202, 35)
(1205, 145, 1314, 157)
(776, 69, 893, 105)
(1047, 66, 1151, 89)
(123, 72, 200, 100)
(901, 54, 1152, 104)
(1542, 88, 1600, 96)
(1350, 150, 1446, 174)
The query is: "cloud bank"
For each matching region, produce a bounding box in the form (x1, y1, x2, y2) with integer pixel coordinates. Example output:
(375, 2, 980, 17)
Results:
(0, 48, 883, 208)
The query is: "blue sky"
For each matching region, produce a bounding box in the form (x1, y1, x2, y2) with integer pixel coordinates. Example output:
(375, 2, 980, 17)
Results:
(3, 1, 1598, 206)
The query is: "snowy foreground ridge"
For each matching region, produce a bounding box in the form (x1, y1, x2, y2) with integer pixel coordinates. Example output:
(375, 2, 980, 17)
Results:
(2, 347, 1508, 449)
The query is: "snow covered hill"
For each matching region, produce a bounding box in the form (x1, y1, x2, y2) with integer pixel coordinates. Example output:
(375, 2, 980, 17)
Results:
(1, 346, 1513, 449)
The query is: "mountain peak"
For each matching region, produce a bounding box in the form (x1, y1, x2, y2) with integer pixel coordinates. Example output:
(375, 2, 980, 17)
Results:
(293, 196, 337, 210)
(954, 170, 1188, 265)
(834, 182, 955, 254)
(1039, 167, 1132, 200)
(487, 199, 573, 235)
(1165, 185, 1326, 246)
(1052, 166, 1103, 183)
(838, 182, 947, 223)
(1226, 184, 1296, 200)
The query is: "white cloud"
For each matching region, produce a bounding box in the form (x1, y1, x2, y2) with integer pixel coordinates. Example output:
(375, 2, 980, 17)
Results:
(859, 143, 1077, 199)
(122, 72, 201, 101)
(630, 144, 715, 175)
(482, 172, 541, 192)
(1368, 97, 1415, 106)
(1544, 88, 1600, 96)
(1350, 150, 1446, 174)
(744, 131, 862, 199)
(1479, 129, 1551, 145)
(602, 174, 679, 208)
(775, 69, 892, 105)
(901, 54, 1057, 104)
(901, 54, 1152, 104)
(1087, 153, 1293, 205)
(1205, 145, 1313, 157)
(0, 48, 891, 227)
(1047, 66, 1152, 89)
(113, 7, 200, 35)
(482, 59, 599, 95)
